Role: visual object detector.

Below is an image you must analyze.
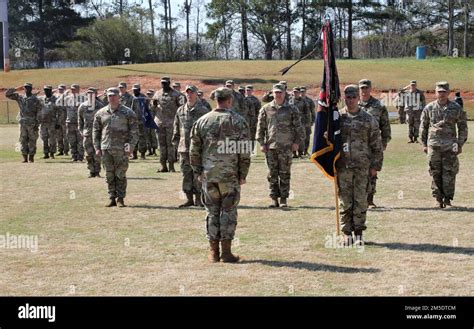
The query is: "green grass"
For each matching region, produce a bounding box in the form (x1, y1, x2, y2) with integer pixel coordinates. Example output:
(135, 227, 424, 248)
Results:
(0, 123, 473, 296)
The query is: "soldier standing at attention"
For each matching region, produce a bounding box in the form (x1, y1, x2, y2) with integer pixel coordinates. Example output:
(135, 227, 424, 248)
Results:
(5, 83, 42, 163)
(338, 85, 383, 245)
(131, 84, 148, 160)
(245, 85, 262, 141)
(197, 90, 212, 112)
(289, 87, 308, 158)
(145, 89, 158, 156)
(403, 80, 426, 143)
(257, 83, 304, 208)
(358, 79, 391, 208)
(190, 87, 251, 263)
(224, 80, 249, 120)
(173, 85, 210, 208)
(300, 86, 316, 156)
(420, 81, 468, 208)
(395, 88, 406, 124)
(153, 76, 184, 172)
(78, 87, 104, 178)
(38, 85, 59, 159)
(93, 88, 138, 207)
(55, 84, 69, 156)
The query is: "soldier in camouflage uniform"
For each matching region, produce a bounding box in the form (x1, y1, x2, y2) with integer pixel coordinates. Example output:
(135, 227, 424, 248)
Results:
(197, 90, 212, 112)
(395, 88, 406, 124)
(78, 87, 104, 178)
(55, 84, 69, 156)
(5, 83, 42, 163)
(257, 83, 304, 208)
(403, 80, 426, 143)
(93, 87, 138, 207)
(300, 86, 316, 155)
(57, 84, 85, 161)
(172, 82, 187, 104)
(358, 79, 391, 208)
(289, 87, 309, 158)
(173, 85, 210, 208)
(190, 87, 251, 263)
(420, 81, 468, 208)
(153, 76, 185, 172)
(337, 85, 383, 245)
(38, 85, 60, 159)
(145, 89, 158, 156)
(118, 82, 143, 159)
(262, 80, 290, 103)
(245, 85, 262, 140)
(131, 84, 148, 160)
(224, 80, 250, 123)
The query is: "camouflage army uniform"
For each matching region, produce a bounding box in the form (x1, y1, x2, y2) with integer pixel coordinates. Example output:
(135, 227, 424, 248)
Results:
(404, 89, 426, 141)
(289, 95, 309, 155)
(38, 95, 59, 157)
(420, 99, 468, 204)
(261, 91, 290, 103)
(359, 96, 391, 203)
(58, 93, 85, 161)
(153, 88, 184, 164)
(55, 92, 69, 155)
(200, 98, 212, 112)
(93, 104, 138, 200)
(257, 100, 304, 200)
(246, 94, 261, 140)
(145, 97, 158, 152)
(337, 106, 383, 235)
(120, 92, 147, 156)
(395, 90, 406, 124)
(78, 98, 104, 176)
(173, 100, 210, 200)
(190, 108, 251, 241)
(5, 88, 42, 158)
(302, 95, 316, 153)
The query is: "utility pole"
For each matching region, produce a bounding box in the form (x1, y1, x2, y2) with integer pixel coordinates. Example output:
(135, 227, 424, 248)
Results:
(0, 0, 10, 72)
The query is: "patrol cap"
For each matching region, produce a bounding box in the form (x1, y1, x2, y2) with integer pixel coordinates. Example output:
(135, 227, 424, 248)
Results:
(172, 82, 181, 87)
(245, 85, 254, 90)
(161, 76, 171, 82)
(24, 82, 33, 88)
(358, 79, 371, 88)
(71, 83, 80, 90)
(43, 85, 53, 90)
(272, 84, 285, 92)
(435, 81, 449, 92)
(58, 84, 66, 90)
(410, 80, 417, 85)
(132, 83, 140, 90)
(225, 80, 234, 86)
(106, 87, 120, 96)
(344, 84, 359, 96)
(299, 86, 307, 92)
(279, 80, 288, 86)
(118, 81, 127, 88)
(214, 87, 233, 99)
(197, 90, 204, 96)
(185, 85, 198, 93)
(238, 86, 245, 91)
(146, 89, 155, 96)
(86, 87, 97, 94)
(293, 87, 301, 92)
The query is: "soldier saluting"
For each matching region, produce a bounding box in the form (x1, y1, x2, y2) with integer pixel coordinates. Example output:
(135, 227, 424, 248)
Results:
(93, 87, 138, 207)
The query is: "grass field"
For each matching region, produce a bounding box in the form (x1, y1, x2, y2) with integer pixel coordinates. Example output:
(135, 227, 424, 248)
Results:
(1, 57, 473, 123)
(0, 122, 473, 296)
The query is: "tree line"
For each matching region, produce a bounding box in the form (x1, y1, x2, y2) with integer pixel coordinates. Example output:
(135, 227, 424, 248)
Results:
(7, 0, 472, 69)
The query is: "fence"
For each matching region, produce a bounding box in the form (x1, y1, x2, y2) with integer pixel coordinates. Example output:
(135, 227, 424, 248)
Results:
(0, 100, 19, 124)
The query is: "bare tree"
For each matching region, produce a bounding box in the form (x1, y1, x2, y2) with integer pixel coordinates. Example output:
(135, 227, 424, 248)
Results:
(447, 0, 455, 56)
(464, 0, 470, 57)
(184, 0, 192, 58)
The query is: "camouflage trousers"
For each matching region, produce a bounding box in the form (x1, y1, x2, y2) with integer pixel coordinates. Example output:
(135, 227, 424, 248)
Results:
(202, 180, 241, 241)
(56, 123, 69, 153)
(157, 125, 175, 162)
(19, 123, 39, 156)
(145, 127, 158, 149)
(368, 173, 377, 197)
(304, 126, 312, 153)
(134, 123, 147, 154)
(407, 109, 421, 138)
(102, 149, 129, 199)
(428, 146, 459, 201)
(265, 149, 293, 198)
(40, 122, 57, 155)
(397, 107, 406, 124)
(337, 166, 370, 234)
(66, 123, 84, 160)
(83, 135, 101, 175)
(250, 122, 257, 141)
(179, 152, 201, 194)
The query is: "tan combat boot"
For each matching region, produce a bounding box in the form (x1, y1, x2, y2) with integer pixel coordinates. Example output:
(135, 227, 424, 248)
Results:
(117, 197, 127, 207)
(367, 194, 376, 208)
(28, 154, 34, 163)
(269, 198, 279, 208)
(22, 155, 28, 163)
(280, 197, 288, 208)
(158, 161, 168, 173)
(220, 240, 240, 263)
(354, 230, 364, 246)
(343, 232, 353, 247)
(194, 193, 203, 207)
(179, 193, 194, 208)
(168, 161, 176, 172)
(106, 198, 117, 207)
(208, 240, 220, 263)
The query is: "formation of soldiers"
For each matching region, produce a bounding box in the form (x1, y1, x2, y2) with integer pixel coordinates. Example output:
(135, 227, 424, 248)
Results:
(5, 77, 468, 261)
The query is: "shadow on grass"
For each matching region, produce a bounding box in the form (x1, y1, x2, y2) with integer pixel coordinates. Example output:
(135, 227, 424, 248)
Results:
(128, 204, 202, 210)
(239, 205, 334, 210)
(365, 241, 474, 255)
(127, 177, 164, 181)
(242, 259, 380, 273)
(369, 206, 474, 213)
